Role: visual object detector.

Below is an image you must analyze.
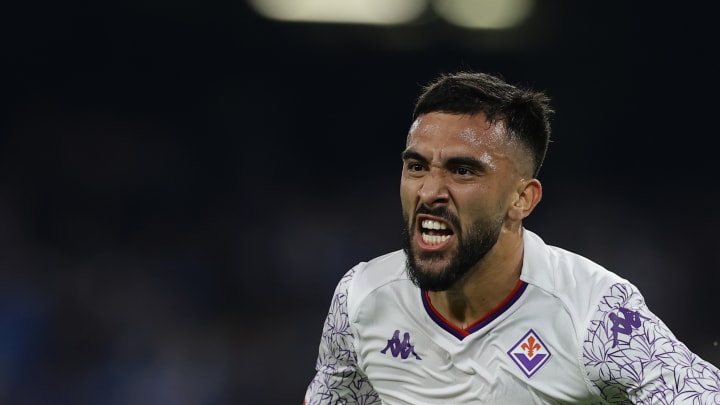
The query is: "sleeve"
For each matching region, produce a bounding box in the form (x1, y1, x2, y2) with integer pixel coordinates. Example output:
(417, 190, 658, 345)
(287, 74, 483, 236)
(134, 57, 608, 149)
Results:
(304, 266, 381, 405)
(583, 282, 720, 404)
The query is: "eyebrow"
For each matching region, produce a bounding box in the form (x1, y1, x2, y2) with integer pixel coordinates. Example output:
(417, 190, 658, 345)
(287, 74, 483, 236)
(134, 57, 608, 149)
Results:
(401, 150, 428, 163)
(446, 156, 485, 170)
(401, 150, 487, 171)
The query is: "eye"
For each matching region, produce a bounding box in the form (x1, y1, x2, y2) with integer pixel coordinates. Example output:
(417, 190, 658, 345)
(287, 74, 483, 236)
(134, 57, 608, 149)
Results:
(406, 162, 426, 172)
(455, 167, 473, 176)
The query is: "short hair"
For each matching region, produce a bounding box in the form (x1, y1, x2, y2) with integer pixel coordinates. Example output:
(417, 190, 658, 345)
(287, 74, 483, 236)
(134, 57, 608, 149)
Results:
(412, 71, 554, 178)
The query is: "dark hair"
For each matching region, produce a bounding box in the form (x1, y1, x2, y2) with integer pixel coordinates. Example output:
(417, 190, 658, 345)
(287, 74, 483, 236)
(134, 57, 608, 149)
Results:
(413, 71, 554, 178)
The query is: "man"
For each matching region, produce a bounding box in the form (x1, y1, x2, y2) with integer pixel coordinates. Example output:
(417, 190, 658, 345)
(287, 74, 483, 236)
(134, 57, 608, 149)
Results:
(304, 71, 720, 403)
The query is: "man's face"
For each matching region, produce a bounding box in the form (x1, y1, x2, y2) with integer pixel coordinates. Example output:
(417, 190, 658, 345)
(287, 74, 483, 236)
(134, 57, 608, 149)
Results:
(400, 112, 522, 291)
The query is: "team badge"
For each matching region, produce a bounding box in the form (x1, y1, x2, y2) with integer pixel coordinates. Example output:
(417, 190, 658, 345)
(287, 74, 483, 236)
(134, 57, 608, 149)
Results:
(507, 329, 551, 378)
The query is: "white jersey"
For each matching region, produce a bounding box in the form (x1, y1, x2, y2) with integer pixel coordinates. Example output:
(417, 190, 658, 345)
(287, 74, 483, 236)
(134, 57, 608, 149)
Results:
(304, 229, 720, 404)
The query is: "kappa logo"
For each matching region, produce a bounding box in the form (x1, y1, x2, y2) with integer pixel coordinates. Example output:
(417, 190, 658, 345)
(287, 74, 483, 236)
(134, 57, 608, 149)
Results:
(381, 329, 422, 360)
(507, 329, 551, 378)
(609, 307, 649, 347)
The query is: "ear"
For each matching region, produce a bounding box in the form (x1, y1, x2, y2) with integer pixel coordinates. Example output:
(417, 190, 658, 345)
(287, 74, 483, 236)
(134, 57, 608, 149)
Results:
(508, 179, 542, 221)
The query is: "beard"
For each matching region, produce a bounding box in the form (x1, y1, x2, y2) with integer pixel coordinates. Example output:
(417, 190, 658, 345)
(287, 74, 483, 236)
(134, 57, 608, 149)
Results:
(402, 206, 503, 291)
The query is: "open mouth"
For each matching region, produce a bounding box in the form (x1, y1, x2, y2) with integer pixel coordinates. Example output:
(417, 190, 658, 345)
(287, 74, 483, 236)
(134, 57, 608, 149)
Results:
(419, 218, 454, 245)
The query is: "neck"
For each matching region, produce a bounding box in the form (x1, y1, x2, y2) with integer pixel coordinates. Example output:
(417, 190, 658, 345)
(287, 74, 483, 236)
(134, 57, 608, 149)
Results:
(427, 227, 524, 329)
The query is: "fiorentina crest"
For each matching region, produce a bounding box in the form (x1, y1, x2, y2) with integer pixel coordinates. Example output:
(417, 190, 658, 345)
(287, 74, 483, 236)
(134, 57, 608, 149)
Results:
(507, 329, 551, 378)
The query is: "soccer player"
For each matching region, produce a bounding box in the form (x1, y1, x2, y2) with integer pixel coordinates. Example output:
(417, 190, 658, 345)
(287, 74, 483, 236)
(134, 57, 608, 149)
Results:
(303, 71, 720, 403)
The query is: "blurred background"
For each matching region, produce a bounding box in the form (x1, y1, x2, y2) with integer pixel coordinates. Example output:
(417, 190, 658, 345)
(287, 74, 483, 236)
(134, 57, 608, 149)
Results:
(1, 0, 719, 403)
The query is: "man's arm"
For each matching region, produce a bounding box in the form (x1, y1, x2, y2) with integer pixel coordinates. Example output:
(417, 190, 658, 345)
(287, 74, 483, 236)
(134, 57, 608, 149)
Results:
(304, 267, 381, 405)
(584, 282, 720, 403)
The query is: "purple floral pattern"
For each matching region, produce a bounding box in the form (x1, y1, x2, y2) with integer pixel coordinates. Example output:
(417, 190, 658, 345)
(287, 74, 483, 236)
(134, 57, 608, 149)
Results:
(305, 268, 381, 405)
(307, 272, 720, 404)
(584, 283, 720, 404)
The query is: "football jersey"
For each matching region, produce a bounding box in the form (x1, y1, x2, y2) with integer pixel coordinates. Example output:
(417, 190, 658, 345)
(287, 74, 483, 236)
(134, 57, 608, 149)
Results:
(304, 229, 720, 404)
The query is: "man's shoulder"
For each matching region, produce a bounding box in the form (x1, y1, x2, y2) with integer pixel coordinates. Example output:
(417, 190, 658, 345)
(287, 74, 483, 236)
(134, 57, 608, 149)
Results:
(522, 229, 630, 298)
(522, 229, 641, 337)
(340, 250, 409, 315)
(350, 250, 408, 290)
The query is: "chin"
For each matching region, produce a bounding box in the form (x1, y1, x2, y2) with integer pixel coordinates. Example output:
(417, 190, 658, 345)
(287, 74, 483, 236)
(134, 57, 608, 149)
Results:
(406, 257, 461, 291)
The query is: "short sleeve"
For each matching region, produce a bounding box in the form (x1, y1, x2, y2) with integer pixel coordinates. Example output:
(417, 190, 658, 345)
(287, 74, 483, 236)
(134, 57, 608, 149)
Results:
(304, 267, 381, 405)
(583, 282, 720, 404)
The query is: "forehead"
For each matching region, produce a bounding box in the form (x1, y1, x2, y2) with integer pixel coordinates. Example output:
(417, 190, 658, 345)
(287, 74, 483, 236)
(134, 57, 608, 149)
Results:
(405, 112, 509, 156)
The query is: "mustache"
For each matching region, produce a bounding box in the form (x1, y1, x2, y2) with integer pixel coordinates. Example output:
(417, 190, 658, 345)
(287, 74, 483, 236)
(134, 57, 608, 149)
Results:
(414, 206, 460, 229)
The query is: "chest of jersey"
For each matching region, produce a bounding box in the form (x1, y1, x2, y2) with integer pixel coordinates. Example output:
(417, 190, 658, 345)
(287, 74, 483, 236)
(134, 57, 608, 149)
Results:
(351, 282, 600, 404)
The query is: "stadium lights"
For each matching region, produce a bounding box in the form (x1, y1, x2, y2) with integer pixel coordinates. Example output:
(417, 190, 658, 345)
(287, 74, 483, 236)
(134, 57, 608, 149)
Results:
(247, 0, 429, 25)
(247, 0, 534, 29)
(432, 0, 534, 29)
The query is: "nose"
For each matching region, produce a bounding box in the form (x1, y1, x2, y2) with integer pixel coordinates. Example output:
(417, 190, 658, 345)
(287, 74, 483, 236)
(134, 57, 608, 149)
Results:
(418, 170, 449, 207)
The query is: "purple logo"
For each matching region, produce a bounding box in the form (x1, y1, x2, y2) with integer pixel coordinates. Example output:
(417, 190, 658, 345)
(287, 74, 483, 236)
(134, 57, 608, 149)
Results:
(381, 329, 422, 360)
(507, 329, 551, 378)
(609, 307, 648, 347)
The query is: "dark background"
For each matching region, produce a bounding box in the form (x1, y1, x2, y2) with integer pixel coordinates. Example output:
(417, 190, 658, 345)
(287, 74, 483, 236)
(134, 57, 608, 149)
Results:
(1, 1, 719, 404)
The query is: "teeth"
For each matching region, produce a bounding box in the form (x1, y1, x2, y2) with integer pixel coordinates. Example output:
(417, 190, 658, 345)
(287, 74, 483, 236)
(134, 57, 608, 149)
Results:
(422, 234, 451, 245)
(421, 220, 447, 230)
